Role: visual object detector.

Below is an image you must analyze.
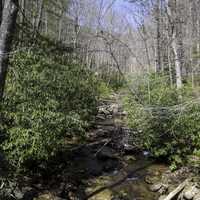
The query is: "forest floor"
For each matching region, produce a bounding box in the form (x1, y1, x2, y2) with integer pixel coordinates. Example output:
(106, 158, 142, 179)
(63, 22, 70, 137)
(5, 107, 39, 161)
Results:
(0, 93, 200, 200)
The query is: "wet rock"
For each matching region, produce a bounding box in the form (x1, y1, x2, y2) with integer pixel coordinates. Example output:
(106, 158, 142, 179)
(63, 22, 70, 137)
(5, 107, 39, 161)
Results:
(97, 125, 115, 133)
(54, 197, 66, 200)
(98, 106, 110, 115)
(149, 182, 163, 192)
(184, 184, 199, 200)
(124, 155, 136, 163)
(13, 187, 24, 199)
(109, 103, 119, 115)
(107, 114, 113, 119)
(94, 129, 108, 137)
(96, 114, 106, 121)
(123, 144, 135, 153)
(145, 175, 159, 184)
(158, 195, 167, 200)
(193, 192, 200, 200)
(34, 193, 65, 200)
(158, 184, 168, 194)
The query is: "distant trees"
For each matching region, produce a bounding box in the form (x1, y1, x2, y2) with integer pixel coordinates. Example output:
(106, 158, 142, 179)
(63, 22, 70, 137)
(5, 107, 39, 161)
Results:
(127, 0, 200, 89)
(1, 0, 200, 100)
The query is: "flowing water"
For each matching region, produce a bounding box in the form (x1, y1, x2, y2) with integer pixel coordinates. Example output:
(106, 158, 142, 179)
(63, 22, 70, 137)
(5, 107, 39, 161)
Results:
(83, 98, 168, 200)
(84, 154, 167, 200)
(33, 96, 168, 200)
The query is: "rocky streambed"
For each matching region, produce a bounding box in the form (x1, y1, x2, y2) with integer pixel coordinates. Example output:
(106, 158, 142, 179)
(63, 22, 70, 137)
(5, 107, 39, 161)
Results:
(0, 94, 199, 200)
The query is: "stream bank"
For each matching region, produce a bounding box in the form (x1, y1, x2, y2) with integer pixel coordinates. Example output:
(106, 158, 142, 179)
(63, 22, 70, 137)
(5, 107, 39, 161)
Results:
(0, 94, 199, 200)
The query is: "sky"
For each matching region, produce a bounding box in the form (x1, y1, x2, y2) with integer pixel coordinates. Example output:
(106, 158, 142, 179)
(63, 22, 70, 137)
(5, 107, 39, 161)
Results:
(113, 0, 132, 14)
(112, 0, 140, 29)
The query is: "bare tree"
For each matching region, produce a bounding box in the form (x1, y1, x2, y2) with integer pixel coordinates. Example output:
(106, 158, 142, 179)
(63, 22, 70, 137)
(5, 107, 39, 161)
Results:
(0, 0, 18, 100)
(0, 0, 3, 24)
(166, 0, 183, 89)
(155, 0, 162, 72)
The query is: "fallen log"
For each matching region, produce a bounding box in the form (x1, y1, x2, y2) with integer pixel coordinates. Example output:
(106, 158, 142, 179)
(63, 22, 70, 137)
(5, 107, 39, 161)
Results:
(163, 179, 191, 200)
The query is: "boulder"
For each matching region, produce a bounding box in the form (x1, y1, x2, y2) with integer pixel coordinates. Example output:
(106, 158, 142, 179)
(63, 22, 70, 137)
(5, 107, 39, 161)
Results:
(158, 184, 168, 194)
(98, 106, 110, 116)
(149, 182, 163, 192)
(158, 195, 167, 200)
(193, 192, 200, 200)
(184, 184, 199, 200)
(108, 103, 119, 115)
(123, 144, 135, 153)
(145, 175, 159, 184)
(124, 155, 136, 163)
(13, 187, 24, 199)
(96, 114, 106, 121)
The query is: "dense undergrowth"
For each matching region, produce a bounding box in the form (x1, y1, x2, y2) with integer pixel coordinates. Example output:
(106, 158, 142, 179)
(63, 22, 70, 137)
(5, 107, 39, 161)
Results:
(1, 40, 199, 171)
(124, 74, 200, 169)
(0, 49, 101, 168)
(0, 34, 126, 169)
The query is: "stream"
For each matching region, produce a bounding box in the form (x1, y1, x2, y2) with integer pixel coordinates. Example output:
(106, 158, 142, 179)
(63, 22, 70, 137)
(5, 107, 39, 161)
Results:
(30, 94, 199, 200)
(78, 95, 168, 200)
(0, 94, 169, 200)
(84, 155, 167, 200)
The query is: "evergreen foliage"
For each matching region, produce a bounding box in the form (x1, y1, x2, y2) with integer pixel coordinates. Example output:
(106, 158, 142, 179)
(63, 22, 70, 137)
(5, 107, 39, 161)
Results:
(124, 74, 200, 169)
(0, 50, 99, 167)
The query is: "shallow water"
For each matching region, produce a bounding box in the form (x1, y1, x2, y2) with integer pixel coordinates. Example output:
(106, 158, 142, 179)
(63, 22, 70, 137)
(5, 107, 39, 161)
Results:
(86, 104, 168, 200)
(85, 155, 168, 200)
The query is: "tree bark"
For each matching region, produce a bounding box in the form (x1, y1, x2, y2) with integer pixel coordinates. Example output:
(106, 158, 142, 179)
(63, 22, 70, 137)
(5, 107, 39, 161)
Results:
(44, 9, 48, 35)
(0, 0, 18, 100)
(166, 0, 183, 89)
(163, 179, 190, 200)
(171, 30, 183, 89)
(0, 0, 3, 25)
(34, 0, 44, 35)
(19, 0, 25, 25)
(155, 0, 162, 73)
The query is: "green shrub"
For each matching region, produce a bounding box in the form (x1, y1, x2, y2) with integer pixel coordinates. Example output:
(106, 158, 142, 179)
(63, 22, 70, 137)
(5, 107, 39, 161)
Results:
(124, 74, 200, 168)
(97, 81, 113, 99)
(100, 69, 126, 91)
(127, 73, 180, 105)
(1, 50, 99, 167)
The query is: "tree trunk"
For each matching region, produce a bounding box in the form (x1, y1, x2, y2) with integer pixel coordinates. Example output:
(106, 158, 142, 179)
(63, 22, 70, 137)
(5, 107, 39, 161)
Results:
(34, 0, 44, 34)
(58, 14, 63, 41)
(20, 0, 25, 25)
(19, 0, 25, 46)
(45, 9, 48, 35)
(0, 0, 18, 100)
(171, 31, 183, 89)
(168, 46, 173, 88)
(0, 0, 3, 24)
(155, 0, 162, 73)
(166, 0, 183, 89)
